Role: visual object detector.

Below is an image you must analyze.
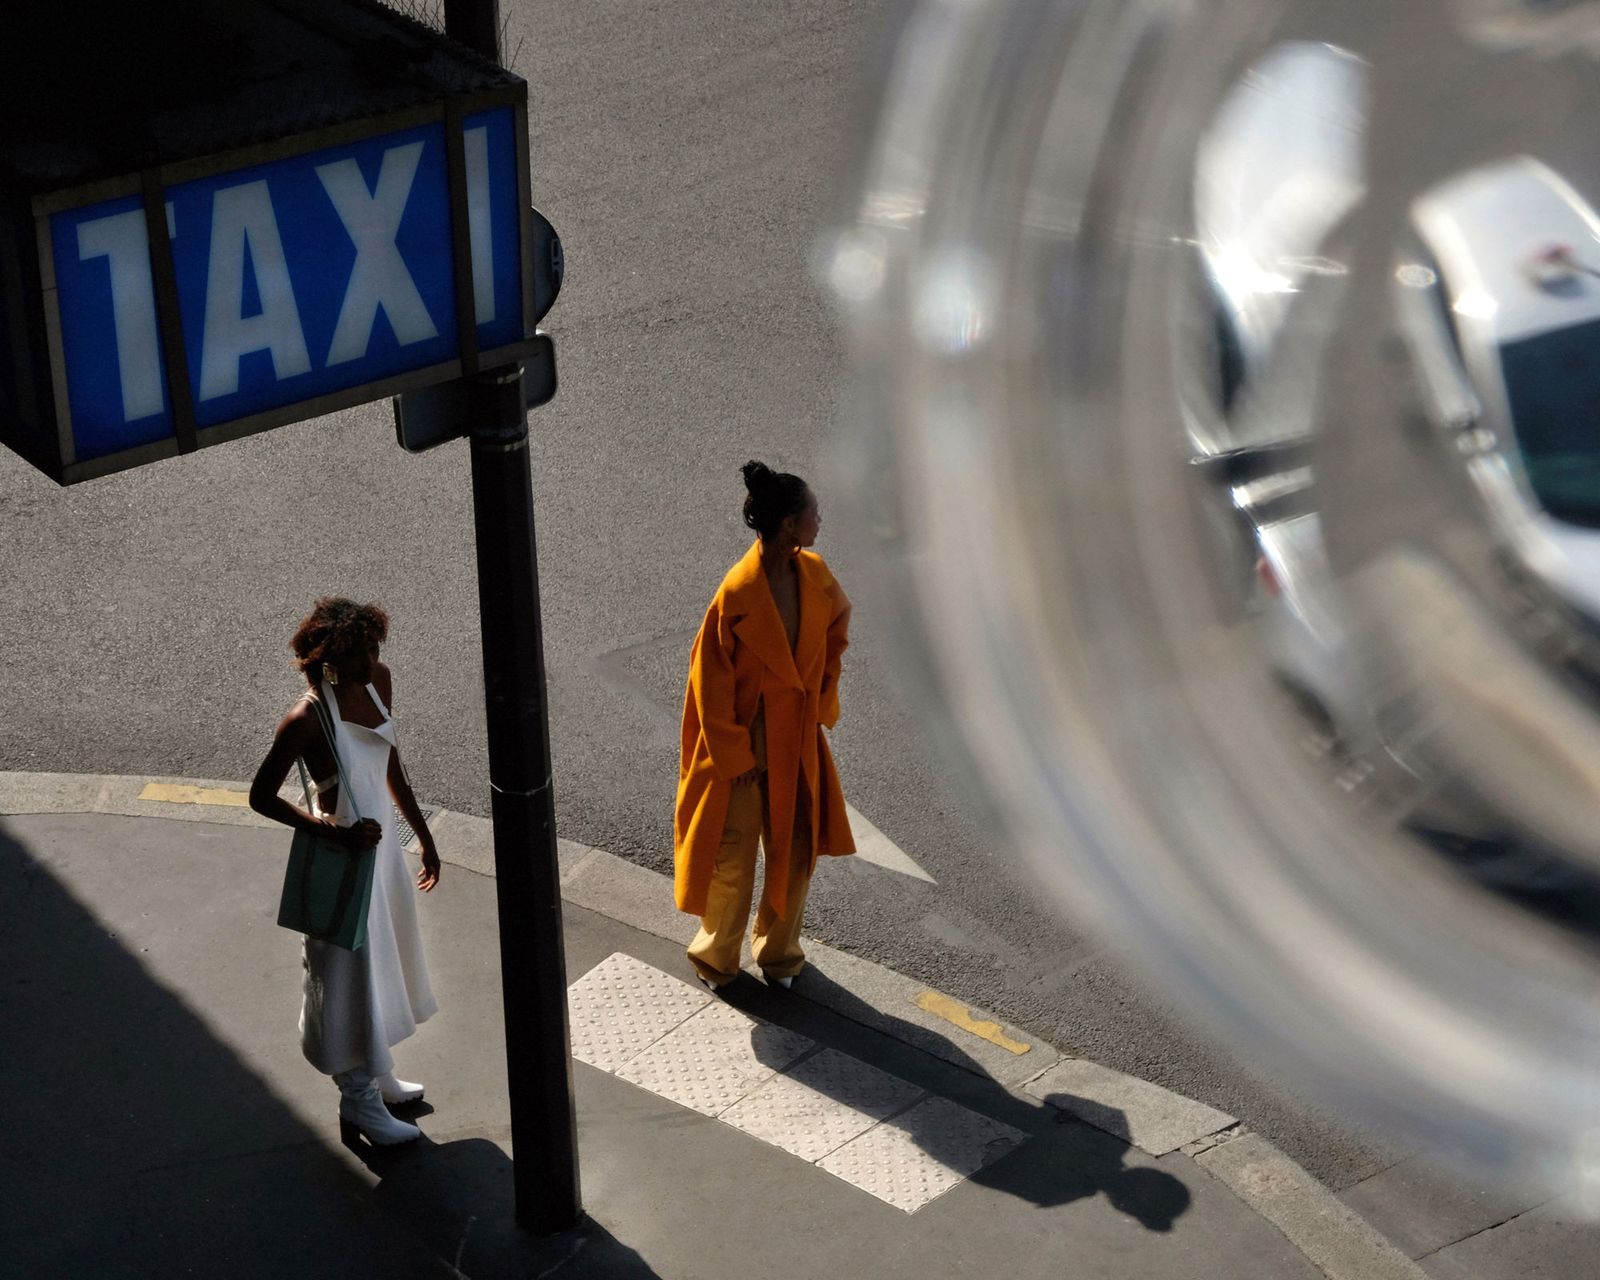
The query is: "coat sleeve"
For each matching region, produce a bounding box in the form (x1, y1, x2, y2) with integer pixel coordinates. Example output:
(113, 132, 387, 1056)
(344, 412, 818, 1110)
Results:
(689, 597, 758, 780)
(818, 584, 851, 730)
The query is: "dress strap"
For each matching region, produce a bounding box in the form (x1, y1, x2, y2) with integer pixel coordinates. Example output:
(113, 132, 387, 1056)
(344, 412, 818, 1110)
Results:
(305, 686, 362, 822)
(297, 694, 338, 797)
(366, 681, 392, 721)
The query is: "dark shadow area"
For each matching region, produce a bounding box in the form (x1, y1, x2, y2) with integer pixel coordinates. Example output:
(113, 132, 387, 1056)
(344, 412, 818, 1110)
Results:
(347, 1136, 662, 1280)
(973, 1093, 1193, 1230)
(0, 822, 659, 1279)
(705, 958, 1194, 1230)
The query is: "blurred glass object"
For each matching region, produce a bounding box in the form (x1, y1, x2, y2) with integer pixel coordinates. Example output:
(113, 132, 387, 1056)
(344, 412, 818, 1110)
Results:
(825, 0, 1600, 1198)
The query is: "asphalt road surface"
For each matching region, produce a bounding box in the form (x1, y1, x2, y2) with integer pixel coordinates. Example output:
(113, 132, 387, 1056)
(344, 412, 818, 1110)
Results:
(0, 0, 1419, 1190)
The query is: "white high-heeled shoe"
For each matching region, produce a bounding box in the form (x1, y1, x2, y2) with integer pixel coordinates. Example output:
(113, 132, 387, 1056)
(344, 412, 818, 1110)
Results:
(336, 1072, 421, 1145)
(377, 1071, 425, 1104)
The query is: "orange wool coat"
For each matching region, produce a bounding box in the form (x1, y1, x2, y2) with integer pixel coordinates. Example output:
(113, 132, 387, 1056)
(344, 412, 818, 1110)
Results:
(674, 542, 855, 917)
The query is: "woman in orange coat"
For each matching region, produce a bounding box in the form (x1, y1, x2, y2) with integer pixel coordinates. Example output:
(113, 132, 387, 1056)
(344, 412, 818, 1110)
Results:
(675, 460, 855, 989)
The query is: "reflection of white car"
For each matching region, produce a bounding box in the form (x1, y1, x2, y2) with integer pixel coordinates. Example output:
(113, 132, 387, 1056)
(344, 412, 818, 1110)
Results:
(1191, 52, 1600, 881)
(1191, 41, 1380, 760)
(1191, 50, 1520, 846)
(1200, 61, 1600, 817)
(1401, 156, 1600, 626)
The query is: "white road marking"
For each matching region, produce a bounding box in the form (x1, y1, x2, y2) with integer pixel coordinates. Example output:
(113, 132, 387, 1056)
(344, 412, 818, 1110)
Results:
(846, 804, 936, 884)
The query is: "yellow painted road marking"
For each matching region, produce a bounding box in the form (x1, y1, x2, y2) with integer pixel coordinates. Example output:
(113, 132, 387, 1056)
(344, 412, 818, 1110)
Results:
(914, 990, 1031, 1055)
(139, 782, 252, 808)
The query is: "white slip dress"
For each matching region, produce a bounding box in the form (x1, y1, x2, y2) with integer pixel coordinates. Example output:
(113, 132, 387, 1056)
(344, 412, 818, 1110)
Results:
(299, 679, 438, 1076)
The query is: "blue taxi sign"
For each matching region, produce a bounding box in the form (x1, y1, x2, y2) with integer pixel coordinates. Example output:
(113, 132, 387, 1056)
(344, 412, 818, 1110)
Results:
(39, 100, 537, 482)
(5, 92, 544, 484)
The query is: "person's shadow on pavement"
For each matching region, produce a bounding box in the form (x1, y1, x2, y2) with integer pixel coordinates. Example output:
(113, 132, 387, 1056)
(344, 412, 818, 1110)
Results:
(970, 1092, 1192, 1230)
(722, 959, 1194, 1231)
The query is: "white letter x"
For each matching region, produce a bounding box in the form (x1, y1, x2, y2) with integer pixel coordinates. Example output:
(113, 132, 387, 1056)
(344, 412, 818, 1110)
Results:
(317, 141, 438, 366)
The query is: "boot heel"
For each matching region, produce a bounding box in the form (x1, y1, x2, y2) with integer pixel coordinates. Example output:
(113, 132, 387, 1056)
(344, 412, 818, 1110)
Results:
(335, 1072, 422, 1145)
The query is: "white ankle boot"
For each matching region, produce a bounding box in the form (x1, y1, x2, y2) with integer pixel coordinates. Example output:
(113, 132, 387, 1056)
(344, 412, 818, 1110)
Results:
(335, 1070, 421, 1145)
(377, 1071, 425, 1104)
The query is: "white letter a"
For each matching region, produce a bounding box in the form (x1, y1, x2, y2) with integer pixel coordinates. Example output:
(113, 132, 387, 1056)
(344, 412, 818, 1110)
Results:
(198, 181, 311, 402)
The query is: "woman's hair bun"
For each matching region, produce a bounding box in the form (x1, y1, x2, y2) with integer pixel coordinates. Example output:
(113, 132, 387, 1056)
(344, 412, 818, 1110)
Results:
(741, 459, 775, 493)
(739, 459, 809, 539)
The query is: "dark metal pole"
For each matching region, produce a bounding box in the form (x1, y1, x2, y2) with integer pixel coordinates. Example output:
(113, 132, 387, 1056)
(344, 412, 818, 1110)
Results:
(446, 0, 582, 1235)
(468, 370, 581, 1234)
(444, 0, 501, 60)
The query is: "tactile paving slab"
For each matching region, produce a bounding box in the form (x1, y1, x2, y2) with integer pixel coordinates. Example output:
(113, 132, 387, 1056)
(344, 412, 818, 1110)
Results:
(721, 1048, 925, 1162)
(816, 1095, 1028, 1213)
(617, 1000, 814, 1117)
(567, 953, 712, 1072)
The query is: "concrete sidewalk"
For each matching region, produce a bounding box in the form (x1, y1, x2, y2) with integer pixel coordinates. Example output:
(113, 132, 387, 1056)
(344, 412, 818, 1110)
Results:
(0, 773, 1546, 1278)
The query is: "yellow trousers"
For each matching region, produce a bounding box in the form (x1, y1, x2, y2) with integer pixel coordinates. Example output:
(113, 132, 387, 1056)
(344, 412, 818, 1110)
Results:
(687, 779, 813, 985)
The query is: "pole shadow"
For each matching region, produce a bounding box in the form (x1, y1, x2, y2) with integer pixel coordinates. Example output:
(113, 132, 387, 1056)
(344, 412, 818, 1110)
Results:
(344, 1134, 662, 1280)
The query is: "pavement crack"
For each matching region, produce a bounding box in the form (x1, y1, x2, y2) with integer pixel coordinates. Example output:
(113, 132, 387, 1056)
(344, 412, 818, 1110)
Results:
(1412, 1204, 1546, 1261)
(448, 1214, 476, 1278)
(1181, 1122, 1245, 1158)
(532, 1236, 587, 1277)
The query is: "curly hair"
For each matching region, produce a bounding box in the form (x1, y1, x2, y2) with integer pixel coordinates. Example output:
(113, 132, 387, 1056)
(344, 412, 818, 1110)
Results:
(290, 597, 390, 686)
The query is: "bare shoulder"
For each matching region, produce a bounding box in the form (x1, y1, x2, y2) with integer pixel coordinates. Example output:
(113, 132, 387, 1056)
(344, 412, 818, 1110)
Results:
(275, 695, 319, 744)
(374, 661, 395, 706)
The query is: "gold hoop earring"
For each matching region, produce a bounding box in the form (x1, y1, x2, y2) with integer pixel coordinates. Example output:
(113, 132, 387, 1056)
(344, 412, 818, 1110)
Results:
(325, 664, 339, 686)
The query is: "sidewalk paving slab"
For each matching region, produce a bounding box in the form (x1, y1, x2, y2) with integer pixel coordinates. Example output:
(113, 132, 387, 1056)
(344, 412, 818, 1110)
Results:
(1418, 1194, 1600, 1280)
(1197, 1131, 1431, 1280)
(1025, 1057, 1236, 1157)
(567, 950, 711, 1071)
(721, 1046, 923, 1161)
(1338, 1152, 1550, 1260)
(615, 998, 814, 1115)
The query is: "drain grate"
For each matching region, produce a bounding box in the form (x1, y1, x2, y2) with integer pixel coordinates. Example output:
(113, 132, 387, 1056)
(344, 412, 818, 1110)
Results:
(390, 805, 437, 853)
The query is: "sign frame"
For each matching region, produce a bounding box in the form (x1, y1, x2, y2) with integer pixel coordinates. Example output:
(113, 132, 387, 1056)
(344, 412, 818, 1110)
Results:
(29, 85, 538, 485)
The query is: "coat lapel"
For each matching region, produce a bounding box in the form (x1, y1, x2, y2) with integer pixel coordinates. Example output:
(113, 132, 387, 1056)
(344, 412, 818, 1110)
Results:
(727, 542, 803, 690)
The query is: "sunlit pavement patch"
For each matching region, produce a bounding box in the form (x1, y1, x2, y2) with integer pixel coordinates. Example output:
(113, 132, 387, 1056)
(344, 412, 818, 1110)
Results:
(567, 953, 1029, 1212)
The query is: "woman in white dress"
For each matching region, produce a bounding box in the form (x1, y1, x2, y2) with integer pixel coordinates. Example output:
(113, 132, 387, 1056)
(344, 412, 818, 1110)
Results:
(250, 598, 441, 1145)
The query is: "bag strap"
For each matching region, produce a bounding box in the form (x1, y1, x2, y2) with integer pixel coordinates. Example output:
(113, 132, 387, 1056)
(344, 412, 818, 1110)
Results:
(298, 690, 362, 823)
